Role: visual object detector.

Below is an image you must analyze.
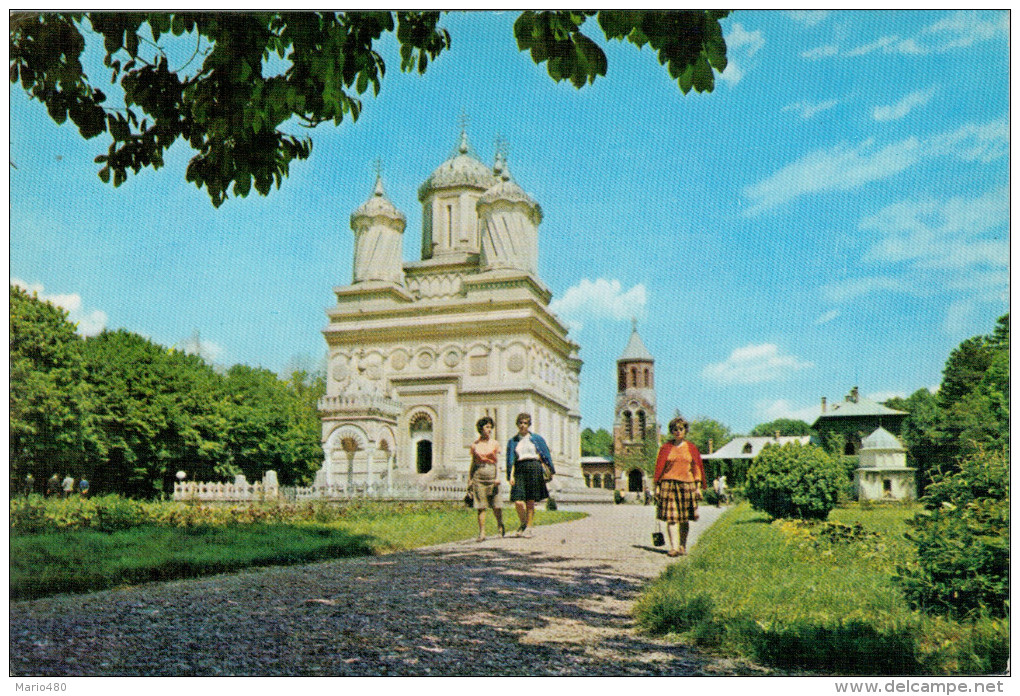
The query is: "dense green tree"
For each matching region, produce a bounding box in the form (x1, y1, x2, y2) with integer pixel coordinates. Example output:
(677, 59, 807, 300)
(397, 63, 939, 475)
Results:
(686, 417, 733, 455)
(580, 427, 613, 457)
(937, 335, 995, 410)
(81, 329, 232, 497)
(10, 11, 730, 206)
(885, 389, 942, 490)
(222, 365, 322, 486)
(9, 286, 101, 491)
(749, 418, 813, 438)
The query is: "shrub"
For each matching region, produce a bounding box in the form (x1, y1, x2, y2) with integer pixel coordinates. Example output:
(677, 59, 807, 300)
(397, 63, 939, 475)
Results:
(613, 490, 624, 504)
(702, 488, 721, 506)
(745, 442, 846, 520)
(545, 497, 558, 511)
(895, 448, 1009, 618)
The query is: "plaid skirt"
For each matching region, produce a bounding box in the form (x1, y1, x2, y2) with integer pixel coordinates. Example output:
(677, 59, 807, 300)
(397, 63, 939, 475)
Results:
(656, 479, 699, 524)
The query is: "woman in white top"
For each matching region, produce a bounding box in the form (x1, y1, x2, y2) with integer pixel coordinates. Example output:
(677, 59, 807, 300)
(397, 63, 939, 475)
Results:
(506, 412, 554, 537)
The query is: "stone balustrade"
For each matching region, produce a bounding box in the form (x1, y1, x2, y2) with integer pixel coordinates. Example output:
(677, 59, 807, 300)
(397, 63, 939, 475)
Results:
(173, 480, 279, 502)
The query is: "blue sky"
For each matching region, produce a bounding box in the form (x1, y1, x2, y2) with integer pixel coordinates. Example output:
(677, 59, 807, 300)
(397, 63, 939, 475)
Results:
(10, 10, 1010, 435)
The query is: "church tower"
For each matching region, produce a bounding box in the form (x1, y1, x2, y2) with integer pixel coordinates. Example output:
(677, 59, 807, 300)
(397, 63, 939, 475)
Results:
(613, 321, 658, 492)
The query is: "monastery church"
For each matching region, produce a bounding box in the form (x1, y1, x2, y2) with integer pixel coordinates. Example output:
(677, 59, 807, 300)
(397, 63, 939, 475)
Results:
(314, 130, 591, 495)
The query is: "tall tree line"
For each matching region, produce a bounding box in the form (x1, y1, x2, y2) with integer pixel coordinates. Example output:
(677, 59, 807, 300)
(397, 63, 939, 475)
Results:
(885, 313, 1009, 490)
(10, 286, 324, 497)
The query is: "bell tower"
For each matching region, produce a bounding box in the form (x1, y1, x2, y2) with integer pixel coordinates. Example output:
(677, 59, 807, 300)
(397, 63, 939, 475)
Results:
(612, 319, 658, 491)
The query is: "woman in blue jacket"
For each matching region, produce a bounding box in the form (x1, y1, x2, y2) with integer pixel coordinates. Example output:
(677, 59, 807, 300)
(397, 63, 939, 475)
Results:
(506, 412, 554, 537)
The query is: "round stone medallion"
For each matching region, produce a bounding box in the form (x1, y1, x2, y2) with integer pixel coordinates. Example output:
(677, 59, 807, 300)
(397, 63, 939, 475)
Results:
(417, 352, 434, 369)
(444, 350, 461, 368)
(390, 350, 408, 370)
(507, 351, 525, 373)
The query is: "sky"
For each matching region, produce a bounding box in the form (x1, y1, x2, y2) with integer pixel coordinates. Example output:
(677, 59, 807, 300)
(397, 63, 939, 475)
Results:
(9, 10, 1010, 435)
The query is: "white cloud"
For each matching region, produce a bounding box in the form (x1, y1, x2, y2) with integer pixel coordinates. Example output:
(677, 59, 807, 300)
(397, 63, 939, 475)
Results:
(755, 398, 821, 424)
(702, 344, 813, 385)
(929, 116, 1009, 163)
(801, 44, 839, 60)
(823, 186, 1008, 331)
(866, 390, 906, 404)
(921, 10, 1009, 50)
(178, 333, 225, 363)
(744, 117, 1006, 215)
(804, 11, 1006, 59)
(720, 23, 765, 87)
(814, 309, 840, 325)
(743, 137, 922, 214)
(787, 11, 829, 27)
(549, 278, 647, 332)
(873, 87, 937, 122)
(11, 278, 108, 337)
(782, 99, 839, 120)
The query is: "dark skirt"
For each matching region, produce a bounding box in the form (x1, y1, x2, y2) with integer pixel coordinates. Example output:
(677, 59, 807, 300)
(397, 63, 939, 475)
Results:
(509, 459, 549, 502)
(656, 479, 699, 524)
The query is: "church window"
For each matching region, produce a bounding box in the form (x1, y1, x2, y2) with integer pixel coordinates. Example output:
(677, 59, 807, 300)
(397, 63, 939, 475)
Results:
(584, 474, 591, 488)
(618, 366, 626, 391)
(637, 410, 647, 440)
(644, 367, 650, 388)
(630, 366, 638, 387)
(446, 204, 453, 246)
(623, 410, 633, 440)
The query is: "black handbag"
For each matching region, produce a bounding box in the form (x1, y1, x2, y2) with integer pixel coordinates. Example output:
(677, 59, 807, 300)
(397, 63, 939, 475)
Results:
(463, 487, 474, 507)
(652, 519, 665, 547)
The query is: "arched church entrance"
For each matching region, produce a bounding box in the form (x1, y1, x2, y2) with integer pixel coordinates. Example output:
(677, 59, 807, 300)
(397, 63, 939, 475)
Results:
(416, 440, 433, 474)
(409, 412, 434, 475)
(627, 468, 644, 492)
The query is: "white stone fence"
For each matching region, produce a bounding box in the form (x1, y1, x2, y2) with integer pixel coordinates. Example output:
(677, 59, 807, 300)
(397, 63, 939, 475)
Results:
(173, 471, 614, 503)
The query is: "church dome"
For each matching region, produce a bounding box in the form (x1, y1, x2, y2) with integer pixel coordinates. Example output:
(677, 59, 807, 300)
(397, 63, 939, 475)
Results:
(352, 176, 405, 227)
(478, 155, 543, 221)
(417, 131, 498, 201)
(861, 427, 905, 451)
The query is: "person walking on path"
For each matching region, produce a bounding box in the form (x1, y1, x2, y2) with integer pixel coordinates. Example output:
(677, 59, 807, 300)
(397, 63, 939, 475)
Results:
(653, 416, 707, 557)
(78, 477, 90, 498)
(45, 474, 61, 498)
(61, 474, 75, 498)
(506, 412, 554, 538)
(468, 417, 505, 541)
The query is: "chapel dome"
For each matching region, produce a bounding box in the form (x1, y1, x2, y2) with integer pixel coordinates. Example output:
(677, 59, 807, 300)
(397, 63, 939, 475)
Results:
(478, 155, 543, 221)
(352, 176, 405, 226)
(417, 131, 499, 201)
(860, 427, 905, 451)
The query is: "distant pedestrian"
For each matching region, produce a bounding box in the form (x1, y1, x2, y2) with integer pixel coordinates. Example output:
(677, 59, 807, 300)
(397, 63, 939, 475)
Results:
(46, 474, 61, 498)
(506, 412, 554, 538)
(78, 477, 90, 498)
(468, 417, 505, 541)
(62, 474, 74, 498)
(23, 473, 35, 497)
(653, 416, 707, 557)
(714, 474, 728, 505)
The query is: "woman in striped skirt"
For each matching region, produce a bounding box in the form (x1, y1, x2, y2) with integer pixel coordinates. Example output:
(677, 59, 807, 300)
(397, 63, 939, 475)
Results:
(652, 416, 707, 557)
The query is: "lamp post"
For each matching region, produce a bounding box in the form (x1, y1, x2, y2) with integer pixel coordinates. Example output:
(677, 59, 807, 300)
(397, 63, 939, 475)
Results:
(175, 470, 187, 503)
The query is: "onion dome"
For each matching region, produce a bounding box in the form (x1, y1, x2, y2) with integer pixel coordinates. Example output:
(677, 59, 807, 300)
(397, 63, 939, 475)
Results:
(478, 154, 543, 221)
(351, 176, 406, 227)
(417, 130, 499, 201)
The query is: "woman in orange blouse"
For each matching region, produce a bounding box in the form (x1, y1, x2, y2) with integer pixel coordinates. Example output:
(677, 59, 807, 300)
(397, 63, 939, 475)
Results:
(652, 416, 707, 557)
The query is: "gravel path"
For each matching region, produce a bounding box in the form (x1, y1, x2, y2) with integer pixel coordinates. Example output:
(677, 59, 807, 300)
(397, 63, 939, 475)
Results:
(10, 503, 748, 676)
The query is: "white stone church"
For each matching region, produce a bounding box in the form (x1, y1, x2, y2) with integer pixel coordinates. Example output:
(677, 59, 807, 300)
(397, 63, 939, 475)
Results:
(314, 131, 588, 495)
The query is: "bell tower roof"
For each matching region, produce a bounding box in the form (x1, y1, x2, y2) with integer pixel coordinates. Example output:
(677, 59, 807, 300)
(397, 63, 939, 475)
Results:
(618, 320, 653, 362)
(478, 154, 542, 219)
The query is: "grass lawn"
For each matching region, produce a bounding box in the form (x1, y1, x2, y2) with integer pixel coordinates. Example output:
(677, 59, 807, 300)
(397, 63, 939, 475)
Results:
(634, 502, 1008, 676)
(11, 502, 584, 600)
